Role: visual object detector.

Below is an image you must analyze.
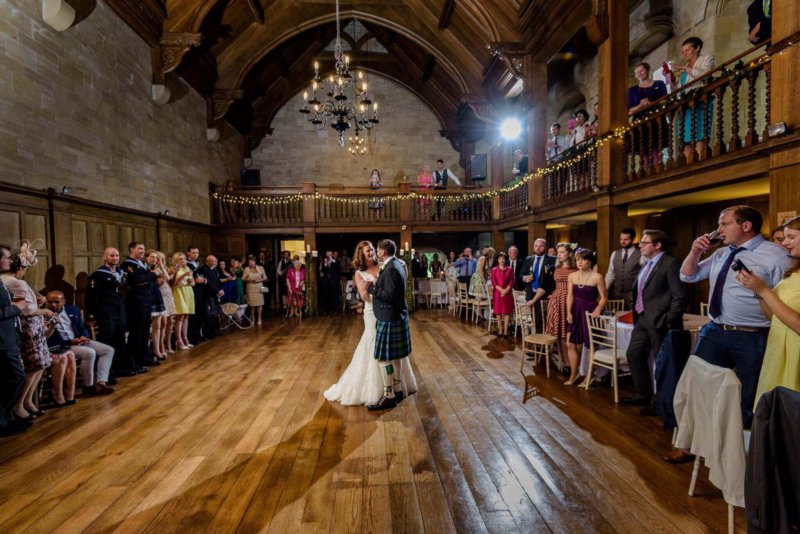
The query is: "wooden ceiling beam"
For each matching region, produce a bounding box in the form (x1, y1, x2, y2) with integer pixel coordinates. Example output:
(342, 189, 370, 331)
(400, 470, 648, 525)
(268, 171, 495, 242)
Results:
(245, 0, 265, 25)
(438, 0, 456, 30)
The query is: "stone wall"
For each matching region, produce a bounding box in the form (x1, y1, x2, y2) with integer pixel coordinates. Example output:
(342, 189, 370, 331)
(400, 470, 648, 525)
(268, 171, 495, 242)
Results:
(0, 0, 242, 223)
(251, 74, 464, 187)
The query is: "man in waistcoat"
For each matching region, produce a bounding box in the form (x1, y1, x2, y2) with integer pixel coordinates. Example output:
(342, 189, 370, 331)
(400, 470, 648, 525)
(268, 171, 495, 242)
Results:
(433, 159, 462, 221)
(605, 228, 642, 307)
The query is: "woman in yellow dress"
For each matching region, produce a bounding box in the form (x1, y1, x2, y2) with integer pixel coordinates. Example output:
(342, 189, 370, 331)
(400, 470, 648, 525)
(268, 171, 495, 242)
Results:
(737, 216, 800, 408)
(171, 251, 195, 350)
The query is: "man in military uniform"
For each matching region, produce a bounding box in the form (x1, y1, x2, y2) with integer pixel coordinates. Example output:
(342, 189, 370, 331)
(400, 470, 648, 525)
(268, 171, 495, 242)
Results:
(0, 244, 30, 436)
(186, 245, 206, 344)
(86, 247, 135, 377)
(122, 242, 157, 372)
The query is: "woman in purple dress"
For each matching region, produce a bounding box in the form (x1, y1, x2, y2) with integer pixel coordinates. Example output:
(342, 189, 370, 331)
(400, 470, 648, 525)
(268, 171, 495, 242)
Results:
(565, 249, 607, 386)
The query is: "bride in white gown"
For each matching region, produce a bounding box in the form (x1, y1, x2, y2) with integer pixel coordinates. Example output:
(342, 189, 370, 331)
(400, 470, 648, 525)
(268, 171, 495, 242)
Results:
(324, 241, 417, 406)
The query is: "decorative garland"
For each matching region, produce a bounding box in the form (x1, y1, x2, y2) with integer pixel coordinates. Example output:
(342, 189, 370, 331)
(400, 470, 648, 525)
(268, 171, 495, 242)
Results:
(211, 45, 792, 207)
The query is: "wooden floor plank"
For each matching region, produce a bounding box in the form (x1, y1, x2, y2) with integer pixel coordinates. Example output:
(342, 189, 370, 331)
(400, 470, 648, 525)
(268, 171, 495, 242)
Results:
(0, 310, 742, 533)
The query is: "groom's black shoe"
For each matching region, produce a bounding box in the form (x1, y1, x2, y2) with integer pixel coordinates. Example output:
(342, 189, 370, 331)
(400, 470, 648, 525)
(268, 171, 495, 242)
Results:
(394, 391, 405, 403)
(368, 395, 398, 411)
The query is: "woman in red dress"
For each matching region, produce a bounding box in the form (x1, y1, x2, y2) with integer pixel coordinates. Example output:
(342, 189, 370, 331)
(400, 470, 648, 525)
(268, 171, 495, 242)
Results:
(545, 243, 578, 371)
(490, 252, 515, 336)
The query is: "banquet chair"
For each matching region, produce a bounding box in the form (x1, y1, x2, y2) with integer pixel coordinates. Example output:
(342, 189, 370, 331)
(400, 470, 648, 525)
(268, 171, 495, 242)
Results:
(699, 302, 709, 316)
(446, 279, 458, 316)
(521, 300, 558, 378)
(429, 279, 447, 308)
(415, 278, 431, 308)
(605, 299, 626, 314)
(512, 290, 529, 338)
(456, 282, 470, 320)
(584, 312, 630, 403)
(471, 282, 491, 324)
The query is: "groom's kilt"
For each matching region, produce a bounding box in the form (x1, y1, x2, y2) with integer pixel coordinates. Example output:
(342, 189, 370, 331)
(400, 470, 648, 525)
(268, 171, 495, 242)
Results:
(374, 319, 411, 361)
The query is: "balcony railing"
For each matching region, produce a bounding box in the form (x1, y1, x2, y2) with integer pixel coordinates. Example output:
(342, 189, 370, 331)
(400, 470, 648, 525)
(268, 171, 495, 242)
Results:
(212, 188, 303, 225)
(316, 193, 400, 223)
(499, 182, 529, 218)
(411, 190, 492, 222)
(542, 141, 599, 201)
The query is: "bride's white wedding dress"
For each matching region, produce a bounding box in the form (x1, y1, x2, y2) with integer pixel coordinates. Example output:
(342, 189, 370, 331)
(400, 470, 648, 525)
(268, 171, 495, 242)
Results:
(324, 271, 417, 406)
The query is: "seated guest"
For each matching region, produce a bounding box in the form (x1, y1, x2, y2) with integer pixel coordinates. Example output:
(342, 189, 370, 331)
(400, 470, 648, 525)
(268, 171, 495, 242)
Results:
(522, 238, 556, 332)
(454, 248, 476, 284)
(198, 255, 224, 340)
(771, 226, 787, 248)
(545, 123, 567, 161)
(566, 249, 607, 386)
(621, 230, 686, 410)
(680, 205, 793, 430)
(737, 216, 800, 407)
(0, 247, 30, 436)
(490, 252, 515, 337)
(46, 291, 114, 395)
(286, 260, 305, 318)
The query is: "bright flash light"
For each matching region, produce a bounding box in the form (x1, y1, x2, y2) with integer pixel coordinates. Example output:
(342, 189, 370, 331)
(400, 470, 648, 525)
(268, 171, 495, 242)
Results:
(500, 118, 522, 140)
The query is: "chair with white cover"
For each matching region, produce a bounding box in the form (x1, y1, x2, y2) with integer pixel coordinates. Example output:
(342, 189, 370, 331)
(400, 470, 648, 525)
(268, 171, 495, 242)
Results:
(456, 282, 470, 320)
(512, 290, 529, 338)
(605, 299, 626, 314)
(429, 279, 447, 308)
(471, 281, 492, 324)
(446, 279, 458, 316)
(584, 312, 629, 403)
(414, 278, 432, 308)
(673, 356, 747, 534)
(521, 299, 558, 378)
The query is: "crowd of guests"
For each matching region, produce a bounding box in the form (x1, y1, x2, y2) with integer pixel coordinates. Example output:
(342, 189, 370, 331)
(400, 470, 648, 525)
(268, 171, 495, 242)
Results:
(431, 205, 800, 464)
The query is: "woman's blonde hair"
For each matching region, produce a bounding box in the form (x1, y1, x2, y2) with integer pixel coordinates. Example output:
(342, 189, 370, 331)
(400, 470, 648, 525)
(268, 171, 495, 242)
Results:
(782, 216, 800, 278)
(171, 251, 185, 267)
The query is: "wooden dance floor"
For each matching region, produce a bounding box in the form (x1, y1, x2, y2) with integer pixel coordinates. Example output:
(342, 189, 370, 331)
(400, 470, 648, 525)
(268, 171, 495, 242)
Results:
(0, 310, 741, 533)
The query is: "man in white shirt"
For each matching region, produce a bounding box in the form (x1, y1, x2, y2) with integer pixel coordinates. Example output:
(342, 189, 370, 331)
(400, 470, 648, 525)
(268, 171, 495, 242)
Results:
(433, 159, 462, 221)
(545, 123, 567, 160)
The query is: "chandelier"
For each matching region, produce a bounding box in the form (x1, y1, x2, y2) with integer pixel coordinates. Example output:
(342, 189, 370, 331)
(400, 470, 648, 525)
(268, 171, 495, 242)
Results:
(348, 134, 366, 156)
(298, 0, 379, 146)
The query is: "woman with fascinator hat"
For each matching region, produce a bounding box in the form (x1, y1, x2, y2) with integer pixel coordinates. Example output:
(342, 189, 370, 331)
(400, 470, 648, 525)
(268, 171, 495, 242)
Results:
(545, 243, 578, 376)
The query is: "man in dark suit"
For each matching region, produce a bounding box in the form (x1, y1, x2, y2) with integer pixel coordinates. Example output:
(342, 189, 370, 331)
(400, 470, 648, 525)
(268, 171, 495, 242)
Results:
(621, 230, 687, 411)
(508, 246, 524, 291)
(0, 245, 30, 436)
(198, 255, 224, 339)
(320, 250, 340, 314)
(521, 238, 557, 332)
(122, 241, 157, 372)
(186, 246, 206, 344)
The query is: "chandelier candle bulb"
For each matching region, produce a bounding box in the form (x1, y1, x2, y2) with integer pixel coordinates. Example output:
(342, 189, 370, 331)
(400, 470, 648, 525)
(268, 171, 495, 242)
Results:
(306, 244, 311, 253)
(312, 251, 318, 258)
(405, 242, 409, 252)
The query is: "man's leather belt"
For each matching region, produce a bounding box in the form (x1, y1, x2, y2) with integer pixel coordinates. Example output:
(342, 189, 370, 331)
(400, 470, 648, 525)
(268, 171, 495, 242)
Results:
(714, 323, 763, 333)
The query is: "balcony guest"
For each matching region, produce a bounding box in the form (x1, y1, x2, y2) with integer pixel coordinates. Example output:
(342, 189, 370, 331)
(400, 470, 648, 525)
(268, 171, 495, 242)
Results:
(512, 150, 528, 177)
(566, 249, 607, 386)
(747, 0, 772, 44)
(521, 239, 556, 333)
(628, 62, 668, 167)
(737, 216, 800, 407)
(680, 205, 793, 431)
(545, 243, 578, 367)
(605, 228, 642, 307)
(673, 37, 715, 160)
(490, 252, 515, 337)
(567, 109, 591, 147)
(545, 123, 567, 161)
(45, 291, 115, 396)
(417, 164, 434, 220)
(454, 248, 476, 284)
(433, 159, 461, 221)
(619, 230, 686, 409)
(368, 169, 385, 220)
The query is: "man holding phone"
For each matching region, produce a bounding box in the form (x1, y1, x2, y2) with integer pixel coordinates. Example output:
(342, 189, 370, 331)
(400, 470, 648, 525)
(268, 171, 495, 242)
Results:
(679, 205, 793, 435)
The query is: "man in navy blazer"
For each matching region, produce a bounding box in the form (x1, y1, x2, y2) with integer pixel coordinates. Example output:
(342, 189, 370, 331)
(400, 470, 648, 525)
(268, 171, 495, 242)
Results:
(46, 291, 115, 395)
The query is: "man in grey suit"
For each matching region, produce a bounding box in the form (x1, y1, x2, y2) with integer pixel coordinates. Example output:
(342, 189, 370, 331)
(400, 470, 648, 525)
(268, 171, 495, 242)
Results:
(605, 227, 642, 306)
(620, 230, 687, 410)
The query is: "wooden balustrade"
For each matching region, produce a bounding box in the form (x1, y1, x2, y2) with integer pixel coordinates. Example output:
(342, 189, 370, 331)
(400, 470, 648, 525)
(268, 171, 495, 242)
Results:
(499, 183, 529, 218)
(411, 191, 492, 222)
(542, 142, 599, 201)
(623, 45, 771, 180)
(212, 191, 303, 225)
(316, 194, 400, 223)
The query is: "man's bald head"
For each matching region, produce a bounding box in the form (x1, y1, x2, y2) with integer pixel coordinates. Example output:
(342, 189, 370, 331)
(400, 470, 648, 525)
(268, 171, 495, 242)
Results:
(46, 291, 66, 313)
(206, 255, 218, 268)
(103, 247, 120, 267)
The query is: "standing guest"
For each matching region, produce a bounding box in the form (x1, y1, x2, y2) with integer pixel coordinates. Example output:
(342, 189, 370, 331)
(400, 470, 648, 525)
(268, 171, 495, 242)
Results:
(430, 253, 443, 279)
(605, 228, 642, 306)
(444, 252, 458, 283)
(186, 246, 206, 344)
(771, 226, 787, 247)
(145, 250, 167, 361)
(243, 256, 267, 324)
(620, 230, 686, 409)
(567, 109, 591, 147)
(566, 249, 608, 385)
(737, 216, 800, 406)
(547, 246, 557, 257)
(46, 291, 115, 395)
(258, 251, 277, 309)
(230, 257, 245, 305)
(0, 247, 31, 436)
(417, 164, 434, 220)
(522, 238, 557, 332)
(454, 248, 476, 284)
(470, 247, 495, 298)
(86, 248, 133, 377)
(218, 259, 237, 303)
(123, 242, 158, 370)
(411, 252, 423, 278)
(368, 169, 385, 220)
(508, 246, 523, 290)
(421, 255, 429, 278)
(628, 62, 668, 167)
(171, 252, 195, 350)
(339, 249, 353, 278)
(545, 243, 578, 367)
(1, 250, 61, 417)
(276, 250, 292, 312)
(198, 255, 224, 339)
(673, 37, 715, 160)
(512, 150, 528, 177)
(680, 205, 792, 431)
(157, 252, 176, 356)
(747, 0, 771, 44)
(320, 251, 340, 314)
(491, 252, 515, 336)
(286, 259, 306, 318)
(545, 123, 568, 161)
(433, 159, 462, 220)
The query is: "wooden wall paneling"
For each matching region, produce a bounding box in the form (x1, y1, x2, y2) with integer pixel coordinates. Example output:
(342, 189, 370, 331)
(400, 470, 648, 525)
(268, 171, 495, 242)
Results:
(0, 210, 21, 245)
(120, 226, 133, 250)
(105, 224, 120, 252)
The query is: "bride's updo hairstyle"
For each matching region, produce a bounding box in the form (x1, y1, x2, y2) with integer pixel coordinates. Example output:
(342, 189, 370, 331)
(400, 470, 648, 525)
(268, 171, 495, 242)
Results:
(353, 240, 374, 271)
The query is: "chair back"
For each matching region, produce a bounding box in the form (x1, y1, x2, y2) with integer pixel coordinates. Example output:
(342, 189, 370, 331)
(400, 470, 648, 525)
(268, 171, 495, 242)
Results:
(700, 302, 709, 316)
(514, 297, 534, 335)
(605, 299, 626, 313)
(512, 289, 526, 304)
(537, 298, 550, 331)
(586, 312, 617, 354)
(475, 279, 490, 301)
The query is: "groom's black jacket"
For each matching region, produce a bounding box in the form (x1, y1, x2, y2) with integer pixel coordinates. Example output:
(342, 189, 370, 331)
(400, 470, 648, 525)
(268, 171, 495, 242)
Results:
(368, 257, 408, 322)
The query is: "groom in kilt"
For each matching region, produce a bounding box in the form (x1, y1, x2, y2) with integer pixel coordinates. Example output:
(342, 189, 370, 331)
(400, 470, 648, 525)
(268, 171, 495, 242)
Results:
(359, 239, 411, 410)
